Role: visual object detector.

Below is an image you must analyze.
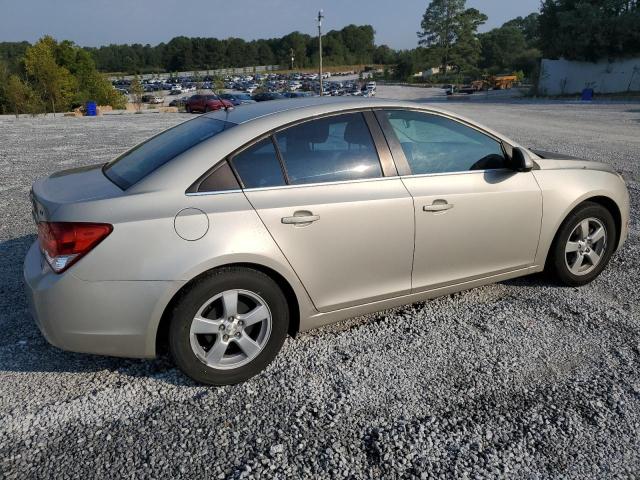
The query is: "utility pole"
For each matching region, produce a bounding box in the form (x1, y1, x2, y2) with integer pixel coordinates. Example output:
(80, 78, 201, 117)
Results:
(290, 48, 295, 71)
(317, 9, 324, 96)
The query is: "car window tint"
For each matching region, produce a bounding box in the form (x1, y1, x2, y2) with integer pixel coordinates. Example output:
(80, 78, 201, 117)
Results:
(104, 117, 235, 189)
(197, 161, 240, 192)
(231, 137, 286, 189)
(382, 110, 506, 174)
(275, 113, 382, 185)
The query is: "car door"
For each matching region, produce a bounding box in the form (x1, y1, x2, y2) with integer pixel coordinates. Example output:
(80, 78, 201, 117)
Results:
(376, 109, 543, 291)
(234, 112, 415, 312)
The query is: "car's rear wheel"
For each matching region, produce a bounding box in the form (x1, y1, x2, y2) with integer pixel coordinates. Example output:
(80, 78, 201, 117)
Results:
(547, 202, 616, 286)
(185, 105, 191, 113)
(169, 267, 289, 385)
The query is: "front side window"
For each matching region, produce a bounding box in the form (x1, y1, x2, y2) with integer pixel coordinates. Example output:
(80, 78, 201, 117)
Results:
(104, 117, 234, 189)
(230, 137, 286, 189)
(382, 110, 506, 175)
(274, 113, 382, 185)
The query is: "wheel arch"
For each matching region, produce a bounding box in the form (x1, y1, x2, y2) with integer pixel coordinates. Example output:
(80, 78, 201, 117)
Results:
(543, 195, 622, 267)
(155, 262, 302, 356)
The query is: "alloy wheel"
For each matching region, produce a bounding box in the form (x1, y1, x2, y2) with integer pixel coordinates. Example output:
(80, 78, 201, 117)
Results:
(189, 289, 272, 370)
(564, 217, 607, 276)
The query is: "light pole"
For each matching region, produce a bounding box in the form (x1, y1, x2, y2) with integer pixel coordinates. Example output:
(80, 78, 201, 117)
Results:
(317, 9, 324, 96)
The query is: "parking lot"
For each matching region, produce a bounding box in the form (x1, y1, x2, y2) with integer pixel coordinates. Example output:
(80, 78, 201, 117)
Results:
(1, 91, 639, 478)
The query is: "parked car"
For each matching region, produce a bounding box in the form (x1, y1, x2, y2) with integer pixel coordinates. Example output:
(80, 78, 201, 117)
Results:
(185, 94, 234, 113)
(24, 98, 629, 385)
(252, 92, 285, 102)
(218, 92, 256, 106)
(169, 97, 189, 107)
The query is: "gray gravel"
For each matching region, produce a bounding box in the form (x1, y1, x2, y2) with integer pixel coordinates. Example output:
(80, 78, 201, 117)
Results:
(1, 98, 639, 479)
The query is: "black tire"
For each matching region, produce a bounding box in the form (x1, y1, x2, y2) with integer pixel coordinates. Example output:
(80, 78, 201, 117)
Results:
(547, 201, 616, 286)
(185, 105, 191, 113)
(169, 267, 289, 385)
(204, 106, 210, 113)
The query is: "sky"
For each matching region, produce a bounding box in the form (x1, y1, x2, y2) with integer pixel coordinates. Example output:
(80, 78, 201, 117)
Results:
(0, 0, 540, 50)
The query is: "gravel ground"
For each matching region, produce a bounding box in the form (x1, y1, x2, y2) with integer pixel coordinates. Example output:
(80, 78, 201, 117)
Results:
(1, 94, 639, 479)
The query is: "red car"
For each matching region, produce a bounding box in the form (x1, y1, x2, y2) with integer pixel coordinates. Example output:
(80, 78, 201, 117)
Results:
(185, 94, 234, 113)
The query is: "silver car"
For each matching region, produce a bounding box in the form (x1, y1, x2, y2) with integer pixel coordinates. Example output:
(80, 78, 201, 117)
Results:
(24, 98, 630, 385)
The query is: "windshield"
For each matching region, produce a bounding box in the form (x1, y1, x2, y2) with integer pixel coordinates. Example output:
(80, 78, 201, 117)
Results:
(103, 117, 235, 189)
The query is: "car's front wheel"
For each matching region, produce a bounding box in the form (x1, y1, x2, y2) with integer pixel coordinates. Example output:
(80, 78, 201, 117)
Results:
(169, 267, 289, 385)
(547, 201, 617, 286)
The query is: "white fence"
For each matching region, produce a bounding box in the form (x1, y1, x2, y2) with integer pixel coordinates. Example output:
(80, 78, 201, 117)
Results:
(538, 57, 640, 95)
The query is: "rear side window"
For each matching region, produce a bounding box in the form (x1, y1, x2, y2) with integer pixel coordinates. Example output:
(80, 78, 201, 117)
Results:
(382, 110, 506, 174)
(274, 113, 382, 185)
(230, 137, 286, 189)
(104, 117, 234, 189)
(196, 161, 240, 192)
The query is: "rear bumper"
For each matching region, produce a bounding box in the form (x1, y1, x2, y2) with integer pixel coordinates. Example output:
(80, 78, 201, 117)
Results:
(23, 241, 181, 359)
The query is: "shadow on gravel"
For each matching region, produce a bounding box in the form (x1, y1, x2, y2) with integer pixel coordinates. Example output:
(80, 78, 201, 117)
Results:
(0, 234, 188, 384)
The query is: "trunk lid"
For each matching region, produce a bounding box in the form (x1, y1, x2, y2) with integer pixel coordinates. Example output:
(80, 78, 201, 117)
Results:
(30, 164, 122, 222)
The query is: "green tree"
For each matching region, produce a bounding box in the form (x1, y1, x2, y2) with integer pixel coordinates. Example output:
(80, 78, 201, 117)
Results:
(5, 74, 41, 117)
(24, 36, 76, 114)
(130, 76, 144, 112)
(373, 45, 397, 64)
(55, 41, 125, 108)
(503, 13, 540, 46)
(479, 26, 528, 73)
(448, 8, 487, 76)
(539, 0, 640, 61)
(418, 0, 487, 76)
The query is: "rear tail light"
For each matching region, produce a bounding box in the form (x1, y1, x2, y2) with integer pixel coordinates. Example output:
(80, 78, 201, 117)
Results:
(37, 222, 113, 273)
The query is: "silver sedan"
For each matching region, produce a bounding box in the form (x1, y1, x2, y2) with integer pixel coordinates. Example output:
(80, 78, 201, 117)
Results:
(24, 98, 630, 384)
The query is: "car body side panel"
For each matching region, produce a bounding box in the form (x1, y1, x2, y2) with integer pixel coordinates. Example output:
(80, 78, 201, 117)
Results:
(245, 177, 415, 312)
(32, 189, 317, 356)
(532, 167, 630, 266)
(402, 169, 543, 290)
(300, 265, 539, 331)
(24, 241, 180, 358)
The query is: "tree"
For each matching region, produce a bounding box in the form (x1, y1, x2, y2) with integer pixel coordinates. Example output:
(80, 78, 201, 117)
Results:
(5, 75, 41, 117)
(539, 0, 640, 61)
(418, 0, 487, 76)
(503, 13, 540, 46)
(479, 26, 528, 73)
(448, 8, 487, 76)
(55, 40, 126, 108)
(130, 76, 144, 112)
(373, 45, 397, 64)
(24, 36, 76, 114)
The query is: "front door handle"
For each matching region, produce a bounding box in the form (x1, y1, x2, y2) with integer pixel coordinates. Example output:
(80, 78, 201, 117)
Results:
(423, 201, 454, 212)
(281, 211, 320, 225)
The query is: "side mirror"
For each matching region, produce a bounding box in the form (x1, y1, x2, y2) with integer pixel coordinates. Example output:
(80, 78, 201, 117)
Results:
(511, 147, 534, 172)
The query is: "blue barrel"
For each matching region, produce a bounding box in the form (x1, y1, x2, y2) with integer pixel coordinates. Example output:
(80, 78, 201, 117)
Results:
(581, 88, 594, 101)
(85, 101, 97, 116)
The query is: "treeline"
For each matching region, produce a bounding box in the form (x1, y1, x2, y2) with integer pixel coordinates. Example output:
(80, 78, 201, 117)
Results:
(0, 37, 125, 115)
(404, 0, 640, 83)
(86, 25, 382, 73)
(1, 0, 639, 115)
(539, 0, 640, 61)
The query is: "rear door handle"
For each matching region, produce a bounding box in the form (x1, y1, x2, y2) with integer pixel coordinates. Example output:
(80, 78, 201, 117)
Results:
(281, 212, 320, 225)
(423, 201, 453, 212)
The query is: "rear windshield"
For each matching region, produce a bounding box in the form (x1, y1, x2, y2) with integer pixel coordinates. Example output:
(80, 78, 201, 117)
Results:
(103, 117, 235, 189)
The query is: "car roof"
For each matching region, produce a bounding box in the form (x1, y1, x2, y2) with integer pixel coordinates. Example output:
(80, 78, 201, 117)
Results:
(201, 96, 489, 133)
